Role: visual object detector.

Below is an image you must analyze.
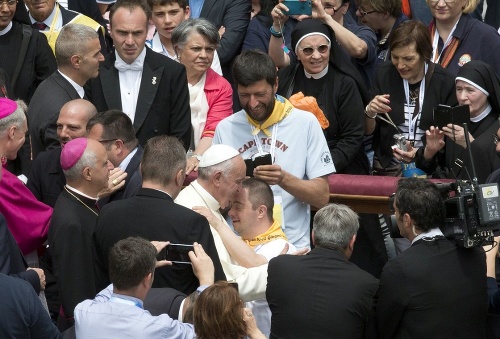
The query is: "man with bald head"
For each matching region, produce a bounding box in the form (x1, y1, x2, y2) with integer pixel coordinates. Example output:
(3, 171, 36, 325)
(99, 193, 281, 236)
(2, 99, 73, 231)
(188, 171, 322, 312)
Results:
(48, 137, 113, 330)
(27, 99, 97, 207)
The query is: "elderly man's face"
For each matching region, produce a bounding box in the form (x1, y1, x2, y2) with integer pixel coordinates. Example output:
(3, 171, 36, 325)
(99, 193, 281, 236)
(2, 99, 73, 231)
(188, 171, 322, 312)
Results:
(218, 157, 246, 210)
(25, 0, 56, 23)
(0, 0, 16, 30)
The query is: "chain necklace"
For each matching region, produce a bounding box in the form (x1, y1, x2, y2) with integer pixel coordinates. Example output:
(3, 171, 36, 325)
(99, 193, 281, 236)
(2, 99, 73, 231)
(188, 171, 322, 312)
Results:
(64, 186, 98, 216)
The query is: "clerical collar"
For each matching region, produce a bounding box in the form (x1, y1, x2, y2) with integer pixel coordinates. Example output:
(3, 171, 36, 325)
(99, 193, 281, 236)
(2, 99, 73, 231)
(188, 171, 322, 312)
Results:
(65, 184, 98, 201)
(304, 64, 329, 79)
(470, 104, 492, 123)
(58, 70, 85, 98)
(0, 22, 12, 36)
(412, 227, 444, 244)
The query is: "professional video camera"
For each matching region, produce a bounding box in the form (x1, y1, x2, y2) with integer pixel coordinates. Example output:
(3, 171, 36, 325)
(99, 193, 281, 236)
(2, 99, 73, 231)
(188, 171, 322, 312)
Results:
(387, 123, 500, 248)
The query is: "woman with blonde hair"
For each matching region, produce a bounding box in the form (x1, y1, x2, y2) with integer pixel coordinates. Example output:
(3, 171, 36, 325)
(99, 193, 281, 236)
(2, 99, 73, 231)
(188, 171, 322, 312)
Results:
(427, 0, 500, 75)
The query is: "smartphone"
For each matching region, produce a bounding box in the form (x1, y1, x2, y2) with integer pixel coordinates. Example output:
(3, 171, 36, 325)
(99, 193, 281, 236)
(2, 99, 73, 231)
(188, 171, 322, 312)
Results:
(157, 244, 194, 264)
(433, 104, 469, 130)
(282, 0, 312, 15)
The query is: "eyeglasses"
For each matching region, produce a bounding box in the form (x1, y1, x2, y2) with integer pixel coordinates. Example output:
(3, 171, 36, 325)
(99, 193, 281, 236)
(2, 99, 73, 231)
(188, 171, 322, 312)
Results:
(357, 7, 377, 17)
(324, 4, 342, 14)
(429, 0, 456, 4)
(0, 0, 17, 6)
(299, 44, 330, 56)
(492, 134, 499, 146)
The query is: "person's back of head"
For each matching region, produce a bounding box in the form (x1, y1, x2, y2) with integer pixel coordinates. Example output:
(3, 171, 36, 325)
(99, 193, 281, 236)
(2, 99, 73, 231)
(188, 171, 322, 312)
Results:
(232, 50, 277, 88)
(395, 177, 444, 233)
(55, 23, 99, 69)
(193, 281, 247, 339)
(108, 237, 157, 294)
(141, 135, 186, 189)
(312, 204, 359, 257)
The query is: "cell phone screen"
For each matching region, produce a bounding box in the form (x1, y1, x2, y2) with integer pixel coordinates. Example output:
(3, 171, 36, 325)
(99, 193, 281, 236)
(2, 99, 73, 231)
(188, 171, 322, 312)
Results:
(158, 244, 194, 264)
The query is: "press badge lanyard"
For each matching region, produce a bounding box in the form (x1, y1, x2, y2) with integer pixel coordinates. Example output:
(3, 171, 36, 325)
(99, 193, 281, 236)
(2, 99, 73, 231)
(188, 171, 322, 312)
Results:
(251, 123, 279, 161)
(110, 296, 142, 309)
(403, 63, 428, 142)
(431, 21, 458, 63)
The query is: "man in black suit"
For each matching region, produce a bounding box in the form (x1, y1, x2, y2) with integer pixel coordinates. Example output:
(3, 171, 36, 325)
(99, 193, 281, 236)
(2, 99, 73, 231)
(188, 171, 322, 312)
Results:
(27, 24, 104, 161)
(266, 204, 379, 339)
(85, 0, 191, 150)
(94, 135, 225, 295)
(376, 178, 488, 339)
(87, 109, 143, 206)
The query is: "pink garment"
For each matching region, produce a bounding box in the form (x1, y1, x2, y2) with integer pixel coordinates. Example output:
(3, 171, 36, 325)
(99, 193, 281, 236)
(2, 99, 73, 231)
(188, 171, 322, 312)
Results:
(202, 68, 233, 138)
(0, 166, 52, 255)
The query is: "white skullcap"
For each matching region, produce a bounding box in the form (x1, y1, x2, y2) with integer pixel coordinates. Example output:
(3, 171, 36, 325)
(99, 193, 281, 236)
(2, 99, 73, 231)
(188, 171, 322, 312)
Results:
(198, 144, 240, 168)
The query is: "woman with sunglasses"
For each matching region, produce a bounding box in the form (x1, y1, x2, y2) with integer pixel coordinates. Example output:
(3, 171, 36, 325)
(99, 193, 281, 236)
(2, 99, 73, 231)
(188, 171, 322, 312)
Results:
(355, 0, 408, 65)
(415, 60, 500, 183)
(277, 18, 369, 175)
(427, 0, 500, 76)
(365, 20, 456, 177)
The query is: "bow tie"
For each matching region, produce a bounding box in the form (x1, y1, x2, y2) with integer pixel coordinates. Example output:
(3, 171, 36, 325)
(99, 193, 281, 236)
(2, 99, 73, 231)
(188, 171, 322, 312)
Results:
(114, 58, 143, 72)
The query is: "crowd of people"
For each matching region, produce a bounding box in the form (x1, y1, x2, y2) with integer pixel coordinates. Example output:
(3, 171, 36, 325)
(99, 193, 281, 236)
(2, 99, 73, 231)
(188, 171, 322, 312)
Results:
(1, 0, 500, 337)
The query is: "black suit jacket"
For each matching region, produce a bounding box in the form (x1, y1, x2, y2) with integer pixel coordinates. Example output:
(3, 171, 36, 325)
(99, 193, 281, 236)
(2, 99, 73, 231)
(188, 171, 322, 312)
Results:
(200, 0, 250, 71)
(27, 71, 80, 159)
(85, 48, 191, 149)
(144, 287, 186, 319)
(27, 147, 64, 208)
(376, 238, 487, 339)
(0, 213, 40, 294)
(98, 146, 143, 207)
(94, 188, 226, 294)
(267, 247, 379, 339)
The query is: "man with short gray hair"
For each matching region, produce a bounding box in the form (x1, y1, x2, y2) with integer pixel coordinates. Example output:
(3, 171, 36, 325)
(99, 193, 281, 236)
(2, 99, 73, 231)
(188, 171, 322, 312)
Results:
(27, 23, 104, 161)
(266, 204, 379, 339)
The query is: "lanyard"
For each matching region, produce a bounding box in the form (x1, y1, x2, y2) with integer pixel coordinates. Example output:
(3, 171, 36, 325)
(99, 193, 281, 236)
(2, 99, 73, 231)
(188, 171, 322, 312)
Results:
(431, 21, 459, 63)
(403, 63, 428, 141)
(251, 123, 278, 160)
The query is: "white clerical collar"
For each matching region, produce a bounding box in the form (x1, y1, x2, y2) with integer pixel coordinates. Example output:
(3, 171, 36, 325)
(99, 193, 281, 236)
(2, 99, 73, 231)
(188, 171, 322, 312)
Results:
(115, 46, 146, 69)
(304, 64, 329, 79)
(192, 180, 221, 211)
(118, 147, 138, 171)
(65, 184, 98, 200)
(412, 227, 444, 244)
(58, 70, 85, 98)
(470, 104, 492, 123)
(0, 22, 12, 36)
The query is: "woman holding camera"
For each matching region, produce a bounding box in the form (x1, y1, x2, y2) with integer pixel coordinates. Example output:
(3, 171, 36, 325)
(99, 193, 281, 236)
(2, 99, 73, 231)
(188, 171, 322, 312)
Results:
(365, 20, 456, 176)
(415, 60, 500, 183)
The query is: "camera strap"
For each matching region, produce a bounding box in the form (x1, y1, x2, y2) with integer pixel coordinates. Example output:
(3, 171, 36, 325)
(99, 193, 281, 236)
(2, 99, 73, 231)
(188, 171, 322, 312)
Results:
(403, 63, 428, 144)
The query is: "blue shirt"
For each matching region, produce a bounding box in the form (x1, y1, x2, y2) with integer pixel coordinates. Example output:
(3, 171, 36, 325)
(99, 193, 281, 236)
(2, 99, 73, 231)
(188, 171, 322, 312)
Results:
(189, 0, 204, 18)
(74, 285, 195, 339)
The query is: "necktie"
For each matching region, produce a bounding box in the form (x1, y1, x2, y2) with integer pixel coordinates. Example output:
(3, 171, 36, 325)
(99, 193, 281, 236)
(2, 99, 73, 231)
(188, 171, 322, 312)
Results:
(32, 22, 48, 30)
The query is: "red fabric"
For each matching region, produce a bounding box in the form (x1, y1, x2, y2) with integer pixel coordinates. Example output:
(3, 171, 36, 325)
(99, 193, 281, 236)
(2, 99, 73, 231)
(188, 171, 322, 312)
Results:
(202, 68, 233, 138)
(402, 0, 411, 18)
(0, 166, 52, 254)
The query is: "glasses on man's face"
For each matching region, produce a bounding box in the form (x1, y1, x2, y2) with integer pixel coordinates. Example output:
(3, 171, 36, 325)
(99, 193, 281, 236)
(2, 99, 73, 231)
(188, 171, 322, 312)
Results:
(0, 0, 17, 6)
(492, 134, 499, 146)
(357, 7, 377, 17)
(299, 44, 330, 56)
(429, 0, 456, 4)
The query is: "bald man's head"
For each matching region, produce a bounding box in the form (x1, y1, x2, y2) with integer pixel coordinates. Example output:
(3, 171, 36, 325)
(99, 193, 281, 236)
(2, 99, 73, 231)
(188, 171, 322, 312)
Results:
(57, 99, 97, 146)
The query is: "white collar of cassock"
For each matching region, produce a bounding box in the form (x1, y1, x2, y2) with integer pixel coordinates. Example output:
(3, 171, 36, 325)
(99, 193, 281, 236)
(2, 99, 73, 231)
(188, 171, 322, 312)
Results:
(304, 64, 329, 79)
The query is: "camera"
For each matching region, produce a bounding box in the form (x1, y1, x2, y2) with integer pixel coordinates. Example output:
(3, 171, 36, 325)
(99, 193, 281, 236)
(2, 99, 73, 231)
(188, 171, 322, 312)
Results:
(392, 134, 408, 152)
(387, 181, 499, 247)
(244, 153, 272, 177)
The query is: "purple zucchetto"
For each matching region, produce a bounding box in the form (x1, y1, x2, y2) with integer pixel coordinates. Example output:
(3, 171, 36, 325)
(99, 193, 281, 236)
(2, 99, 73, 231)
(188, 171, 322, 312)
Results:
(61, 138, 88, 170)
(0, 98, 17, 119)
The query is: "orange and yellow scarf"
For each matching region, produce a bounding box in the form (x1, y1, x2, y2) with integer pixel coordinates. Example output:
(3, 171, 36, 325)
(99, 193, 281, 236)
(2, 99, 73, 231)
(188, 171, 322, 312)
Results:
(246, 95, 294, 137)
(244, 221, 288, 249)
